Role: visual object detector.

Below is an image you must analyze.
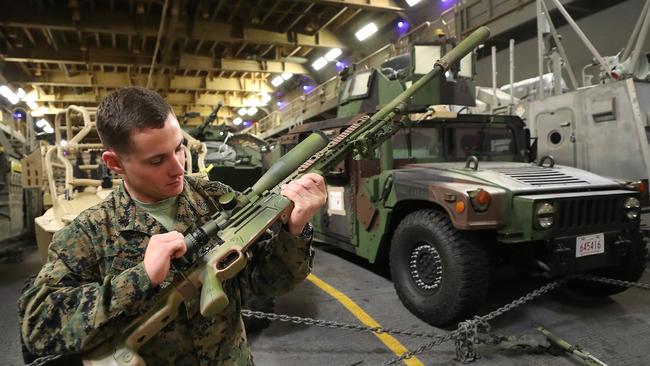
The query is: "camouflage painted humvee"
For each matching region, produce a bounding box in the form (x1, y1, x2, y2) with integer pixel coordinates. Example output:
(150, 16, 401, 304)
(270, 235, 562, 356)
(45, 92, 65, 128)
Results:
(277, 112, 646, 326)
(266, 38, 647, 325)
(183, 105, 268, 191)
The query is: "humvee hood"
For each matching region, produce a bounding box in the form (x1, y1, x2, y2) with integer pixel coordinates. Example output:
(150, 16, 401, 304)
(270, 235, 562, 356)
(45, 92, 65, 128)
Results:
(401, 162, 621, 194)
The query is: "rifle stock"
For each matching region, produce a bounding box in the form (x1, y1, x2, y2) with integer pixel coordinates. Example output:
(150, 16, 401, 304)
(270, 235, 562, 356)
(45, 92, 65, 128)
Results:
(82, 26, 490, 365)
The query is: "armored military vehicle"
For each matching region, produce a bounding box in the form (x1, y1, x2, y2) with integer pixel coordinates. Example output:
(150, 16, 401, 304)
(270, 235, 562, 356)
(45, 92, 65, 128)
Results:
(184, 104, 268, 191)
(271, 39, 647, 326)
(281, 111, 646, 326)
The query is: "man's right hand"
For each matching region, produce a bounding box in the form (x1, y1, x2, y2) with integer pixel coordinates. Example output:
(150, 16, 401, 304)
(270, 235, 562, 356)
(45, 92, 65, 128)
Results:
(143, 231, 187, 286)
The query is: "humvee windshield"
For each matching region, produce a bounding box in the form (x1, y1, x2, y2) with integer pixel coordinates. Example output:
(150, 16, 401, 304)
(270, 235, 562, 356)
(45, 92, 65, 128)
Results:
(340, 71, 373, 104)
(393, 124, 522, 161)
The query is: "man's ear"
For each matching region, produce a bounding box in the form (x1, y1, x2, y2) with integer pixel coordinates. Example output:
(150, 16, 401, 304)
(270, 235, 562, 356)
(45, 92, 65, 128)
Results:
(102, 150, 125, 175)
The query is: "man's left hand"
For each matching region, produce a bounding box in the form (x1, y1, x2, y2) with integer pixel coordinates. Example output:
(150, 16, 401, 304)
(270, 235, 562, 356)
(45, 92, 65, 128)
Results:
(280, 173, 327, 236)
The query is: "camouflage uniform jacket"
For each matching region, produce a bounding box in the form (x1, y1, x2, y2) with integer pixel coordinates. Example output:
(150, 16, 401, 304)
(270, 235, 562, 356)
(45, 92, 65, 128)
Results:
(20, 175, 314, 365)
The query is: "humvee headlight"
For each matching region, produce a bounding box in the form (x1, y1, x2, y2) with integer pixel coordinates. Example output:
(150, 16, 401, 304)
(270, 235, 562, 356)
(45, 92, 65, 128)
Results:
(468, 188, 491, 212)
(624, 197, 641, 220)
(535, 202, 555, 229)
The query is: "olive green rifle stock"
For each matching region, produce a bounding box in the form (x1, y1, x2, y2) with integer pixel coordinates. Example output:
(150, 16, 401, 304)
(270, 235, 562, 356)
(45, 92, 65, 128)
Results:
(82, 26, 490, 366)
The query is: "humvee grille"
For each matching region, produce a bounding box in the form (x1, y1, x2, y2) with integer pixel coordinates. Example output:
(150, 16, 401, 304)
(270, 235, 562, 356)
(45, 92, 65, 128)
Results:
(556, 196, 620, 229)
(497, 166, 587, 186)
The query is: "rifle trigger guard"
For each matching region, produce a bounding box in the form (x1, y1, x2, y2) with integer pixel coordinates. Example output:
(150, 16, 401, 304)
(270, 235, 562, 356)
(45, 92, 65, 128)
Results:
(216, 247, 246, 274)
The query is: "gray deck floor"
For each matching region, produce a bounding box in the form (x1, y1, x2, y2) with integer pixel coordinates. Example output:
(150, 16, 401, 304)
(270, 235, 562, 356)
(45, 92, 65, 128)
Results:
(250, 245, 650, 366)
(2, 242, 650, 366)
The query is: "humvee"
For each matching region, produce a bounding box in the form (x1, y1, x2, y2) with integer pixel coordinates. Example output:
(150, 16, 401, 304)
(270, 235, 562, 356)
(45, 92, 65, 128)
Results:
(183, 104, 268, 191)
(270, 40, 647, 326)
(279, 111, 646, 326)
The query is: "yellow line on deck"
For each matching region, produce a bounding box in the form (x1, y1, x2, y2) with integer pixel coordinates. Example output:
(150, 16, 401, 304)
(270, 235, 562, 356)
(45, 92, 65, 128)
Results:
(307, 273, 424, 366)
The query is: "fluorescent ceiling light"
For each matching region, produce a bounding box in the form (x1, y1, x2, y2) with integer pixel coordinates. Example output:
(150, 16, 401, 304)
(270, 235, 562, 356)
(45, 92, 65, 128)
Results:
(60, 139, 68, 147)
(311, 57, 328, 71)
(0, 86, 19, 105)
(36, 119, 48, 128)
(43, 125, 54, 134)
(238, 107, 248, 116)
(324, 48, 342, 62)
(247, 106, 258, 116)
(271, 76, 284, 87)
(281, 72, 293, 80)
(405, 0, 422, 6)
(16, 88, 26, 99)
(233, 117, 243, 125)
(260, 93, 272, 103)
(355, 22, 378, 41)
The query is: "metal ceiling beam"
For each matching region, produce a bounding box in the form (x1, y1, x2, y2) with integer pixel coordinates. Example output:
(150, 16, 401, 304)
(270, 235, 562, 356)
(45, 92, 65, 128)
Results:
(211, 0, 225, 20)
(275, 2, 298, 26)
(23, 28, 35, 45)
(2, 48, 310, 74)
(23, 88, 266, 117)
(285, 0, 405, 12)
(190, 20, 346, 49)
(17, 63, 32, 77)
(227, 1, 243, 22)
(314, 6, 348, 33)
(284, 3, 315, 33)
(329, 8, 363, 32)
(260, 44, 274, 57)
(9, 72, 274, 94)
(260, 1, 282, 25)
(0, 14, 346, 49)
(234, 42, 247, 58)
(218, 58, 308, 74)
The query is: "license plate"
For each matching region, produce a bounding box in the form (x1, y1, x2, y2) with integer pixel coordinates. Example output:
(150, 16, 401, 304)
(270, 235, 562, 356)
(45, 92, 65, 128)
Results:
(576, 233, 605, 257)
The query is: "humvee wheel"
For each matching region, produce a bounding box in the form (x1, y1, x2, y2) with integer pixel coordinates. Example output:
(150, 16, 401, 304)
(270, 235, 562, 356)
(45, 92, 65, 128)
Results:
(570, 231, 648, 296)
(390, 209, 489, 326)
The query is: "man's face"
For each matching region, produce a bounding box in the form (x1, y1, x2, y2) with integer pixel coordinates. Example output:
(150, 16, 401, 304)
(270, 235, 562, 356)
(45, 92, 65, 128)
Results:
(105, 112, 186, 203)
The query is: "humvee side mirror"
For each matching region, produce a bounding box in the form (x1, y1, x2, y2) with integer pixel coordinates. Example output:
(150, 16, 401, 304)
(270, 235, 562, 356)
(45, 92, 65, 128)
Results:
(525, 128, 538, 162)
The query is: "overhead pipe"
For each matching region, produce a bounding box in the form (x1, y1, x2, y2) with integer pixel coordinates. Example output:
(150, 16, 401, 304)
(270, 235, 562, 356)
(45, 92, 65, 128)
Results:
(509, 39, 514, 106)
(536, 0, 545, 99)
(621, 0, 650, 61)
(539, 0, 579, 90)
(548, 0, 614, 80)
(491, 45, 498, 111)
(627, 0, 650, 76)
(147, 0, 170, 89)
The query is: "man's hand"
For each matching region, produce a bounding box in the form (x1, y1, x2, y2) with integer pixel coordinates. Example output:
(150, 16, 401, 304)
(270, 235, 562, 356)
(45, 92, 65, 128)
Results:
(143, 231, 187, 286)
(280, 173, 327, 236)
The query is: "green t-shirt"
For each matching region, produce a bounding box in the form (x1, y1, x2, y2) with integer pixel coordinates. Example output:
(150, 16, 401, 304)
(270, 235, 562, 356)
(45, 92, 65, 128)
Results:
(133, 196, 178, 232)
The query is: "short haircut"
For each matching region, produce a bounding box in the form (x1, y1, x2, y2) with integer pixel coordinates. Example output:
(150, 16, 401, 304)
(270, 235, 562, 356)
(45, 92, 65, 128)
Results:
(96, 86, 172, 153)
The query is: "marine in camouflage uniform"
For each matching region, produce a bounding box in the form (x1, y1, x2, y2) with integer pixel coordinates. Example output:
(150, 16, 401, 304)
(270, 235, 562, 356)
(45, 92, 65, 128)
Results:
(19, 175, 314, 365)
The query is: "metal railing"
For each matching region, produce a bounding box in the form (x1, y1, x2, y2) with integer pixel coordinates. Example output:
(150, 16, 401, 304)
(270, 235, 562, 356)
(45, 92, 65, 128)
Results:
(249, 9, 457, 140)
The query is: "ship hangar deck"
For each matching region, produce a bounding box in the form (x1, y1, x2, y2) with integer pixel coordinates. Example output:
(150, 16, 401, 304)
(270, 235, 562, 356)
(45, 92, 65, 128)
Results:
(1, 238, 649, 366)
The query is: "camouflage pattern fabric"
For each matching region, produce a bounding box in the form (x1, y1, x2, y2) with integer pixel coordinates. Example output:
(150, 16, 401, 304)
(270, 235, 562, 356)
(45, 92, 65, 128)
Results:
(19, 175, 314, 366)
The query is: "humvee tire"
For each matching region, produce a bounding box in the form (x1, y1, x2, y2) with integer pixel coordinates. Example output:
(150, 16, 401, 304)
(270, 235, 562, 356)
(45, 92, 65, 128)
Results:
(390, 209, 489, 326)
(570, 231, 648, 296)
